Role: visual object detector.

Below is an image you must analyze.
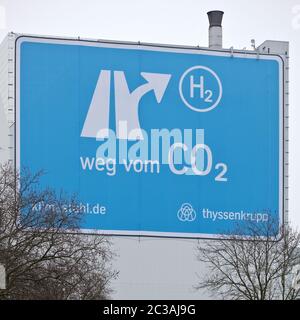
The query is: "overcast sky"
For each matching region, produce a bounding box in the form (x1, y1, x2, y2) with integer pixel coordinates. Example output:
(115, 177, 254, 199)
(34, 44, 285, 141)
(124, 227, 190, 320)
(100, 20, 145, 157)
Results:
(0, 0, 299, 299)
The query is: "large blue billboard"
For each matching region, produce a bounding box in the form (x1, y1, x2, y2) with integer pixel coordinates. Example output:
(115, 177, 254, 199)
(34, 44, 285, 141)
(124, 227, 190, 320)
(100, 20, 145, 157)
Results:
(16, 37, 283, 238)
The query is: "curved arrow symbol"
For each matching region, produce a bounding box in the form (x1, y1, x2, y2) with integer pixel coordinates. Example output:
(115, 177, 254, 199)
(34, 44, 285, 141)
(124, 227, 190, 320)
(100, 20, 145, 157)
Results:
(132, 72, 171, 103)
(81, 70, 171, 140)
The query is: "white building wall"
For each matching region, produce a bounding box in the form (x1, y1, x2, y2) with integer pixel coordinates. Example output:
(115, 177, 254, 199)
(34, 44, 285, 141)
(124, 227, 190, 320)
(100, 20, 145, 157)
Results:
(0, 97, 9, 165)
(111, 237, 211, 299)
(0, 33, 15, 165)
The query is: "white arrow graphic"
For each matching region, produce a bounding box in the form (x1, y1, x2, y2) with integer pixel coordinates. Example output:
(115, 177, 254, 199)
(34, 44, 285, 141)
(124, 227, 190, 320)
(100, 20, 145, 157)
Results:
(132, 72, 171, 103)
(114, 71, 171, 140)
(81, 70, 111, 138)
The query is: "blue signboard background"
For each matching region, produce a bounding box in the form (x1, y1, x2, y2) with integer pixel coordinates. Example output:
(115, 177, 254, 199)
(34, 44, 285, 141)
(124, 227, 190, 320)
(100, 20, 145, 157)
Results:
(17, 37, 282, 237)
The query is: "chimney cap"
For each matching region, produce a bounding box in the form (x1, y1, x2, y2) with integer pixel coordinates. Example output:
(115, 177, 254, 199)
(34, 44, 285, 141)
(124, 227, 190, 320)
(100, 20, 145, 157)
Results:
(207, 10, 224, 27)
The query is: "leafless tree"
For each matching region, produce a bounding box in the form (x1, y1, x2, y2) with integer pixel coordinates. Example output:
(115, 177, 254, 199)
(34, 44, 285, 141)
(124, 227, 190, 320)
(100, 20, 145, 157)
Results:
(0, 164, 118, 299)
(195, 220, 300, 300)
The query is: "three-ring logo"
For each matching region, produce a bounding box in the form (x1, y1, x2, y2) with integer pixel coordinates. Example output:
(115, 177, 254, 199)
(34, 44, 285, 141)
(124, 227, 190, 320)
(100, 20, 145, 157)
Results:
(177, 203, 196, 222)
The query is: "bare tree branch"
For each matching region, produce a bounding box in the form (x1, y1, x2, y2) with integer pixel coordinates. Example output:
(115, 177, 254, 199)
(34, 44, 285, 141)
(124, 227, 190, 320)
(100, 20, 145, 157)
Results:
(0, 163, 118, 300)
(195, 219, 300, 300)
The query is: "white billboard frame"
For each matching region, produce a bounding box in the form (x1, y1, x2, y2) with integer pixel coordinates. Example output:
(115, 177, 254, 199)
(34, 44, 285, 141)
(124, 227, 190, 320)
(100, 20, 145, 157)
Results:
(14, 35, 286, 239)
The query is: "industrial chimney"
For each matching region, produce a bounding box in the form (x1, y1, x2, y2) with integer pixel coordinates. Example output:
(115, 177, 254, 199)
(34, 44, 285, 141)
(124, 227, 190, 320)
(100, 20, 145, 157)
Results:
(207, 10, 224, 49)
